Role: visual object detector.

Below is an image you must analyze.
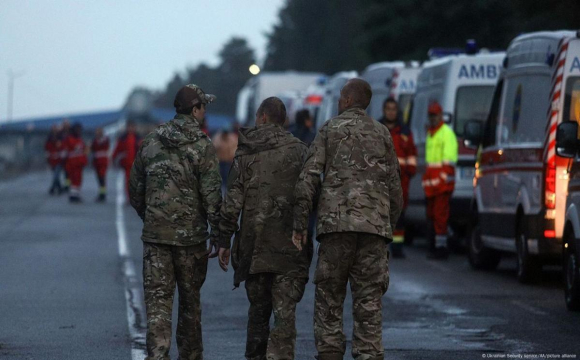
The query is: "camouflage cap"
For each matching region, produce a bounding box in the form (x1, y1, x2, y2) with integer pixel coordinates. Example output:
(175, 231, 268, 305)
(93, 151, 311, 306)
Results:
(174, 84, 217, 111)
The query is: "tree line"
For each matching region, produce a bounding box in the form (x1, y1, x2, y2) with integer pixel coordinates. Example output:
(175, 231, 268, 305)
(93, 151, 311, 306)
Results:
(135, 0, 580, 117)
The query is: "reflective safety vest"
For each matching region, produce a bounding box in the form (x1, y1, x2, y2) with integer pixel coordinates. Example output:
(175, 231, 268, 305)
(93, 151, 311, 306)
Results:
(113, 132, 140, 169)
(64, 135, 88, 168)
(388, 123, 417, 208)
(45, 138, 64, 168)
(91, 137, 110, 168)
(422, 122, 458, 197)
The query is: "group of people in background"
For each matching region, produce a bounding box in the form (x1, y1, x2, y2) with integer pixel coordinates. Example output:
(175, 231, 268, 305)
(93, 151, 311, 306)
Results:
(44, 90, 456, 263)
(44, 120, 141, 203)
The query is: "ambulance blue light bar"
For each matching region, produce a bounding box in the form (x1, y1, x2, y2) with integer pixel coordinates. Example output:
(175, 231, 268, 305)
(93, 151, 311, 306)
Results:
(428, 48, 465, 59)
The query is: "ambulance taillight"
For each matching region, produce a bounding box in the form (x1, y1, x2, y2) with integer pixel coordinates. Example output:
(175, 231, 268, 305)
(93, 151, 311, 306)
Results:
(305, 95, 323, 105)
(545, 158, 557, 210)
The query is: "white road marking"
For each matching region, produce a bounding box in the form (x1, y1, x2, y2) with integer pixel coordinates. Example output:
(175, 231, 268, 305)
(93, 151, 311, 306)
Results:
(511, 300, 548, 316)
(116, 172, 147, 360)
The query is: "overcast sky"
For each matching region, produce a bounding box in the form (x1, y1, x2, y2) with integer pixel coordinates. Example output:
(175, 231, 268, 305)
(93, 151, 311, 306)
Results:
(0, 0, 284, 122)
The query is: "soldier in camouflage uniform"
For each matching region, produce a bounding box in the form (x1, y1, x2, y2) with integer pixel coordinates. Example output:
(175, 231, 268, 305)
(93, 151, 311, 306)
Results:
(218, 97, 312, 360)
(129, 84, 222, 360)
(293, 79, 403, 360)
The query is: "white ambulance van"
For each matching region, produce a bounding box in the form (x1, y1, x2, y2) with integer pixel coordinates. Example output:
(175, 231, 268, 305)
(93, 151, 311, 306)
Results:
(315, 71, 358, 129)
(387, 65, 421, 124)
(467, 31, 580, 284)
(361, 61, 405, 120)
(407, 52, 504, 240)
(550, 31, 580, 310)
(235, 71, 324, 126)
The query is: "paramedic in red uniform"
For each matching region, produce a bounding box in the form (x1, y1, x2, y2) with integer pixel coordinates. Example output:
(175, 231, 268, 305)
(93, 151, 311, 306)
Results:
(112, 121, 140, 198)
(379, 97, 417, 258)
(45, 125, 65, 195)
(91, 127, 110, 202)
(64, 123, 88, 203)
(422, 102, 458, 259)
(59, 119, 72, 192)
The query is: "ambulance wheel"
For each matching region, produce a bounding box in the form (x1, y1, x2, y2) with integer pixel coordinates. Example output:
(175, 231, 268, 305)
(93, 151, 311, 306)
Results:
(564, 233, 580, 311)
(515, 222, 541, 284)
(468, 224, 501, 270)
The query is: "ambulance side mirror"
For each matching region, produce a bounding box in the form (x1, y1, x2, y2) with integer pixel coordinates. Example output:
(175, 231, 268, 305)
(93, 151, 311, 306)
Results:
(463, 120, 484, 149)
(556, 122, 580, 158)
(442, 112, 453, 124)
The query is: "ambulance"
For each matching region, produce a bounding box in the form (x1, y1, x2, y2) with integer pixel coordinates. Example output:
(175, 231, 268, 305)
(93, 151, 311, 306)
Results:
(467, 31, 580, 284)
(385, 64, 421, 124)
(407, 51, 504, 241)
(360, 61, 405, 120)
(315, 71, 358, 129)
(235, 71, 324, 126)
(549, 32, 580, 309)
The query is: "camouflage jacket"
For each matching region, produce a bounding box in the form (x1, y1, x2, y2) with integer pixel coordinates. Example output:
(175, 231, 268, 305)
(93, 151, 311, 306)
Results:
(293, 107, 403, 241)
(219, 124, 311, 286)
(129, 114, 222, 248)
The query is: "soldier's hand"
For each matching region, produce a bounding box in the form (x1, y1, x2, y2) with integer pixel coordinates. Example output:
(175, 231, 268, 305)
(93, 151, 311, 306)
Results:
(292, 230, 307, 251)
(208, 241, 219, 258)
(218, 247, 230, 272)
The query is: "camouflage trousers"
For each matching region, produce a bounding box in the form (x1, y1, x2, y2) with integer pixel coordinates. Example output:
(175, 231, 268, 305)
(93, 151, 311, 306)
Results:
(143, 242, 208, 360)
(314, 232, 390, 360)
(244, 273, 307, 360)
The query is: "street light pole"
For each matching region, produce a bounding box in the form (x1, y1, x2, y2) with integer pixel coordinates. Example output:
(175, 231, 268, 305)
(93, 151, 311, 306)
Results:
(7, 69, 25, 122)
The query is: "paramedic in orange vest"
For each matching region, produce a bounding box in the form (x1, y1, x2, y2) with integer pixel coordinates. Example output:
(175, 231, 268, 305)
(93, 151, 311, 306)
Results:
(112, 120, 140, 198)
(64, 123, 88, 203)
(379, 97, 417, 258)
(422, 102, 458, 260)
(91, 127, 110, 202)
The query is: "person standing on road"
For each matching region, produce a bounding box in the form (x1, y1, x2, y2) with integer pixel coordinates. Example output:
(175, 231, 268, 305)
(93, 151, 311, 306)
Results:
(293, 78, 403, 360)
(63, 123, 88, 203)
(45, 125, 65, 195)
(59, 119, 72, 193)
(113, 120, 140, 199)
(291, 109, 316, 146)
(212, 125, 239, 188)
(90, 127, 110, 202)
(218, 97, 312, 360)
(422, 101, 458, 260)
(129, 84, 222, 360)
(379, 97, 417, 258)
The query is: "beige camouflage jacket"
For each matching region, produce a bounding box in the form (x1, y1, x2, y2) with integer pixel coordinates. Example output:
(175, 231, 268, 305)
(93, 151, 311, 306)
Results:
(219, 124, 311, 286)
(129, 114, 222, 248)
(293, 107, 403, 241)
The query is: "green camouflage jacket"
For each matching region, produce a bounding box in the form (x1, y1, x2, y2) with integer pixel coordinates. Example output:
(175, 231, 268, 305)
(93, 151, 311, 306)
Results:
(129, 114, 222, 248)
(219, 124, 311, 286)
(293, 107, 403, 241)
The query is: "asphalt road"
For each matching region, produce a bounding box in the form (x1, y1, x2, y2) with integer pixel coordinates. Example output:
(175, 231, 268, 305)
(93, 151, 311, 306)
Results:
(1, 170, 579, 360)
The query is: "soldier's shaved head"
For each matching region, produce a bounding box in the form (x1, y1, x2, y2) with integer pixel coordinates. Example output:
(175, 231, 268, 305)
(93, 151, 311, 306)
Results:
(257, 97, 287, 126)
(338, 78, 372, 114)
(343, 79, 372, 108)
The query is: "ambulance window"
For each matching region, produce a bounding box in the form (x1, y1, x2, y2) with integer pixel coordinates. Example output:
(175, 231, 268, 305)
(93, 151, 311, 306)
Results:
(398, 94, 414, 125)
(410, 93, 429, 143)
(482, 80, 503, 148)
(500, 74, 551, 145)
(454, 86, 495, 137)
(368, 93, 388, 120)
(564, 77, 580, 124)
